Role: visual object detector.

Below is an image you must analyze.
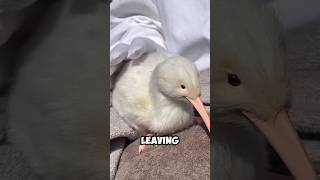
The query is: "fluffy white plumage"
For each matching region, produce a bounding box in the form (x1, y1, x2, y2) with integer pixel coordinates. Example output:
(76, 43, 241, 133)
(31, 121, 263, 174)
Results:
(112, 52, 203, 135)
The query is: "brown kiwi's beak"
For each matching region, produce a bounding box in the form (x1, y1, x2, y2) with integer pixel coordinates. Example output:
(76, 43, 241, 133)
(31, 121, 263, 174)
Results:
(242, 110, 318, 180)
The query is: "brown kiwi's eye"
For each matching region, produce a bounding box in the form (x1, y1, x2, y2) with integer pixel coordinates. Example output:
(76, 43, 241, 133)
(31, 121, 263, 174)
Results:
(228, 73, 241, 86)
(180, 84, 186, 89)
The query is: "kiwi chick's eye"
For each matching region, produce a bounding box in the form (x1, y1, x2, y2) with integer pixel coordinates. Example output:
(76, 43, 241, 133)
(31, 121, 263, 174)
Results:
(228, 73, 241, 86)
(180, 84, 186, 89)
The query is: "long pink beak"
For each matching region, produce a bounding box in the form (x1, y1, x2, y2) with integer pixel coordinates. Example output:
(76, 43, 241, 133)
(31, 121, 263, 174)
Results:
(242, 110, 318, 180)
(187, 97, 210, 132)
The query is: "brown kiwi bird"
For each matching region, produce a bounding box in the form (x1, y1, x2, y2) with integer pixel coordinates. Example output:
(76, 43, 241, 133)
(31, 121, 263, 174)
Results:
(213, 0, 318, 179)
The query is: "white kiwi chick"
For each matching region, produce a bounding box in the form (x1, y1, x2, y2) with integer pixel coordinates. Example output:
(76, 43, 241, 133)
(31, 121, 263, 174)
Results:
(213, 0, 318, 179)
(112, 52, 210, 153)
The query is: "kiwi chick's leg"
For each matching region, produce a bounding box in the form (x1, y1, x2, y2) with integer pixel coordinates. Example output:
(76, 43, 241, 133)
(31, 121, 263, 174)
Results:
(139, 133, 153, 154)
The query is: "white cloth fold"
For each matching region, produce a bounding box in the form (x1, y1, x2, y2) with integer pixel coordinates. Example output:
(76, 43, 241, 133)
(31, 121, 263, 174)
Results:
(110, 0, 211, 75)
(110, 0, 165, 73)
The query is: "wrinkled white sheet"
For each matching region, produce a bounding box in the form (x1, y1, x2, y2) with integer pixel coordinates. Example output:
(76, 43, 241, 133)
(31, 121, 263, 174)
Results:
(110, 0, 210, 75)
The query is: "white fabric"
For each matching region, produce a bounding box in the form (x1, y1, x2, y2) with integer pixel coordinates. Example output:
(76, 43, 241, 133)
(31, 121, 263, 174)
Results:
(110, 0, 210, 75)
